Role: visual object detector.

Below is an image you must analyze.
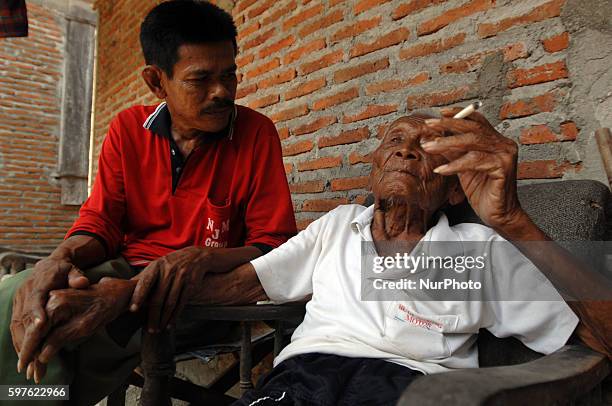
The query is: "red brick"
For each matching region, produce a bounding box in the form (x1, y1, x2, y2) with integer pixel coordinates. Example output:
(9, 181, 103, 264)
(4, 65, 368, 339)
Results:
(331, 16, 381, 43)
(248, 94, 280, 109)
(520, 123, 578, 144)
(499, 93, 556, 119)
(334, 58, 389, 83)
(350, 28, 410, 58)
(365, 71, 429, 95)
(392, 0, 448, 20)
(439, 43, 527, 74)
(349, 151, 372, 164)
(236, 83, 257, 99)
(299, 9, 344, 37)
(290, 180, 326, 193)
(302, 197, 349, 211)
(519, 125, 557, 144)
(296, 218, 315, 230)
(262, 1, 297, 25)
(300, 50, 344, 75)
(319, 127, 370, 148)
(284, 163, 293, 174)
(418, 0, 494, 36)
(542, 32, 569, 53)
(560, 121, 579, 140)
(248, 0, 276, 19)
(271, 104, 309, 123)
(283, 39, 327, 65)
(245, 58, 280, 79)
(331, 176, 369, 191)
(478, 0, 565, 38)
(285, 77, 327, 100)
(343, 104, 398, 124)
(237, 21, 260, 41)
(517, 160, 580, 179)
(354, 0, 392, 15)
(507, 61, 568, 88)
(278, 127, 290, 140)
(282, 139, 314, 156)
(312, 87, 359, 111)
(297, 156, 343, 171)
(406, 86, 470, 109)
(242, 28, 276, 51)
(283, 3, 324, 30)
(236, 53, 254, 68)
(259, 36, 296, 58)
(293, 115, 337, 136)
(399, 32, 466, 60)
(235, 0, 258, 13)
(258, 69, 297, 88)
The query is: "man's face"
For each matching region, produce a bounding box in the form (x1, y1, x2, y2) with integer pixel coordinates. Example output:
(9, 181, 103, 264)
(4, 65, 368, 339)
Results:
(370, 115, 458, 210)
(163, 41, 237, 135)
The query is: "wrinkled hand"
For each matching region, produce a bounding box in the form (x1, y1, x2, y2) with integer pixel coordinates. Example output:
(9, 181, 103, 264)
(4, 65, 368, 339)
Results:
(25, 277, 135, 382)
(130, 246, 217, 333)
(422, 107, 523, 230)
(10, 256, 90, 378)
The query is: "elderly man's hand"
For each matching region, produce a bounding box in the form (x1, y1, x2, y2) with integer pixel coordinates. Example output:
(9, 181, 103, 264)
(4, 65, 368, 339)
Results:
(421, 107, 525, 232)
(11, 256, 90, 377)
(129, 246, 217, 333)
(22, 277, 136, 383)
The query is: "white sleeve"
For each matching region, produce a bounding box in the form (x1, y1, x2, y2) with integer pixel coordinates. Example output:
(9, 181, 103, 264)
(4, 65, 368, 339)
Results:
(485, 238, 579, 354)
(251, 213, 325, 304)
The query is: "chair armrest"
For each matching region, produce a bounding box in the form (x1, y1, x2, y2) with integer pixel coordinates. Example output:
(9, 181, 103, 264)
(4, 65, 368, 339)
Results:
(397, 345, 610, 406)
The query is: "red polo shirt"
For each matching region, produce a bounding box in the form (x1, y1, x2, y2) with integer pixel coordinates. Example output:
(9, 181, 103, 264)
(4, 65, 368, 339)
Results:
(67, 103, 297, 266)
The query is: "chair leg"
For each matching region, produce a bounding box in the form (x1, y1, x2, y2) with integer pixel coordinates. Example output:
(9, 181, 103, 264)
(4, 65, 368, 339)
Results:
(239, 321, 253, 395)
(140, 329, 176, 406)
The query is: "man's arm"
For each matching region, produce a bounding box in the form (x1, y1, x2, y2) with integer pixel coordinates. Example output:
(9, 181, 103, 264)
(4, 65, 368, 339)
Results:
(422, 108, 612, 358)
(495, 213, 612, 358)
(189, 262, 268, 305)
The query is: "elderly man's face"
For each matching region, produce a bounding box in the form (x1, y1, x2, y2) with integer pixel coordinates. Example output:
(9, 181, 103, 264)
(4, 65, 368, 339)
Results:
(370, 115, 461, 210)
(164, 41, 238, 134)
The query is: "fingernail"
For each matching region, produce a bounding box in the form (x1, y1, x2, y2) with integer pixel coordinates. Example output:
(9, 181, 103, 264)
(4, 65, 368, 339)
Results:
(424, 119, 440, 125)
(34, 369, 40, 384)
(433, 164, 448, 173)
(420, 141, 435, 149)
(26, 363, 33, 380)
(17, 360, 21, 373)
(34, 317, 42, 326)
(130, 304, 138, 312)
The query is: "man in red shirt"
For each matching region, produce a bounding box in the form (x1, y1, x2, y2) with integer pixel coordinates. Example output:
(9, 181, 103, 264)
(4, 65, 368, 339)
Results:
(0, 1, 296, 403)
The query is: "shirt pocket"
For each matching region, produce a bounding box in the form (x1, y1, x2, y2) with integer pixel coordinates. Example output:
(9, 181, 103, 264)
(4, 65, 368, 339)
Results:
(201, 197, 231, 248)
(383, 301, 459, 361)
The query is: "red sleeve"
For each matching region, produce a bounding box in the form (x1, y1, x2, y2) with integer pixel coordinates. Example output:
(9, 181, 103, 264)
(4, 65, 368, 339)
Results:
(244, 118, 297, 249)
(65, 118, 126, 255)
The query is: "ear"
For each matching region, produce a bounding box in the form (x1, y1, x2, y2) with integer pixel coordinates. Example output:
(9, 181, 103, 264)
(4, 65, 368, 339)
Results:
(141, 66, 167, 99)
(447, 178, 466, 206)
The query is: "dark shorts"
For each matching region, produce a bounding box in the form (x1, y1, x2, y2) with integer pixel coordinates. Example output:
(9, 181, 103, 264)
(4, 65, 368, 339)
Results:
(233, 353, 423, 406)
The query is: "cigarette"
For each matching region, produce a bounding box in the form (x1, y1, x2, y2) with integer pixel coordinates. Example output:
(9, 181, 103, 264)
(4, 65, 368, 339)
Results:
(453, 101, 482, 119)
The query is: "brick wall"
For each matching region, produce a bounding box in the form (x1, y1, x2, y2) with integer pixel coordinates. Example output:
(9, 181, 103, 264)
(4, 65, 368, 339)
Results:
(0, 2, 79, 252)
(92, 0, 611, 231)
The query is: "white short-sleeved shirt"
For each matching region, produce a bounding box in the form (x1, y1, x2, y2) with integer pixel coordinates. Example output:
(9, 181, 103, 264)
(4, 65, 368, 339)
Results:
(251, 204, 579, 374)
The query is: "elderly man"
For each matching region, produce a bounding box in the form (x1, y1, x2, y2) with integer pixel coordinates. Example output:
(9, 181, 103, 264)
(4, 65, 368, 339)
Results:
(0, 1, 296, 404)
(189, 108, 608, 405)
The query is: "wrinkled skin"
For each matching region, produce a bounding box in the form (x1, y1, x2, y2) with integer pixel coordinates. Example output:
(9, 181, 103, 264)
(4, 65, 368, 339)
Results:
(130, 246, 219, 334)
(11, 255, 90, 380)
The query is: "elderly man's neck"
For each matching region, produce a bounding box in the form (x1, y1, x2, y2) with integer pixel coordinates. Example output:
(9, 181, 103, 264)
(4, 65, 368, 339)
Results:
(372, 198, 434, 241)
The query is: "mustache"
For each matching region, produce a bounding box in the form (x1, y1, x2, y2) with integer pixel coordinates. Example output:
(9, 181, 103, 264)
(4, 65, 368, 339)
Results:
(201, 98, 234, 113)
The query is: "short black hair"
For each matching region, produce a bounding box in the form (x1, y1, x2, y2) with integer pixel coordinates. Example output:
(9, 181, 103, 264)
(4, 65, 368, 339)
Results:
(140, 0, 238, 76)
